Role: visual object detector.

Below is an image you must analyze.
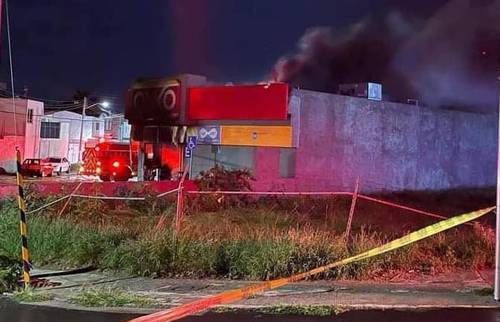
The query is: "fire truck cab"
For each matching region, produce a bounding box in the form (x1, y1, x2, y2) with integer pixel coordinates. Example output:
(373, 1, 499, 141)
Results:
(82, 141, 136, 181)
(95, 142, 135, 181)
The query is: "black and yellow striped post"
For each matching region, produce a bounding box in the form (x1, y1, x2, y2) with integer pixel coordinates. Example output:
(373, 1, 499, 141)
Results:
(15, 148, 30, 288)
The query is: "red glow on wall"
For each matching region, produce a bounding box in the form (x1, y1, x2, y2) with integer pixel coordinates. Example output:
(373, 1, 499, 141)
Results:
(187, 83, 288, 121)
(161, 145, 181, 173)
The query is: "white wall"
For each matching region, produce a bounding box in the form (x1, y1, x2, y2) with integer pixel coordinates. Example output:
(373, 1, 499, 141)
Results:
(24, 100, 44, 159)
(39, 122, 70, 160)
(40, 111, 101, 163)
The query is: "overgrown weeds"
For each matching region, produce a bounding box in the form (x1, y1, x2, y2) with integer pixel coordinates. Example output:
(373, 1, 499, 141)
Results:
(0, 186, 495, 283)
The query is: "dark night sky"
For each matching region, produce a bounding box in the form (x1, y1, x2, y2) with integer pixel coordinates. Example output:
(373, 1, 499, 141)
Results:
(0, 0, 470, 109)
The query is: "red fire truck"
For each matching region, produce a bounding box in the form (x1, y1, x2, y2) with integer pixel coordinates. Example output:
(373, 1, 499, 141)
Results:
(81, 141, 178, 181)
(81, 141, 136, 181)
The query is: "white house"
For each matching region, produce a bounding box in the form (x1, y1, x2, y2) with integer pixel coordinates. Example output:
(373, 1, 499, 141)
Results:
(39, 111, 104, 163)
(39, 111, 131, 163)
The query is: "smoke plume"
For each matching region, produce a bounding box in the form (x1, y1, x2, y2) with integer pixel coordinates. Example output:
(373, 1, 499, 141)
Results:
(272, 0, 500, 112)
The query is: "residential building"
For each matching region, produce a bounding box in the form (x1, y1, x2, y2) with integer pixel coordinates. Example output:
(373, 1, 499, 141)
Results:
(103, 114, 130, 142)
(39, 110, 102, 163)
(0, 98, 43, 173)
(39, 111, 131, 163)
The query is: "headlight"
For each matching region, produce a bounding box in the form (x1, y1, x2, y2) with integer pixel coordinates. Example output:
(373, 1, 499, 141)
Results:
(79, 166, 85, 172)
(112, 161, 120, 168)
(96, 167, 101, 174)
(96, 161, 101, 166)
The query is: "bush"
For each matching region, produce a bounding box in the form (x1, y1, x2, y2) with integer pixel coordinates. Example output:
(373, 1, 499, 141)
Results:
(0, 255, 21, 293)
(196, 165, 253, 192)
(190, 165, 255, 211)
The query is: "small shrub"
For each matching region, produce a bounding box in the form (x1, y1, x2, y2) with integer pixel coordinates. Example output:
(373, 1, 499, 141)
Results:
(191, 165, 254, 211)
(0, 255, 21, 293)
(196, 165, 253, 192)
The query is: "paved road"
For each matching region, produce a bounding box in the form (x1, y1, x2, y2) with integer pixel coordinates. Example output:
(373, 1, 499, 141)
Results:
(1, 299, 499, 322)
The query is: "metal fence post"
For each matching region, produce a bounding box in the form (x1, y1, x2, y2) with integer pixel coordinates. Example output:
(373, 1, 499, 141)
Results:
(175, 185, 184, 234)
(345, 177, 360, 243)
(174, 165, 189, 235)
(15, 148, 30, 288)
(57, 181, 83, 217)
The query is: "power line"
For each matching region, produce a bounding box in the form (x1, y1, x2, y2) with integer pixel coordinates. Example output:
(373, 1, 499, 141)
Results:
(0, 91, 80, 107)
(24, 95, 78, 103)
(44, 104, 83, 110)
(0, 88, 122, 107)
(0, 109, 119, 122)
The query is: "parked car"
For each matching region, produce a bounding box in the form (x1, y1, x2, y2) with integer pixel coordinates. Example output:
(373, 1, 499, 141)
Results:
(42, 157, 70, 175)
(21, 159, 54, 177)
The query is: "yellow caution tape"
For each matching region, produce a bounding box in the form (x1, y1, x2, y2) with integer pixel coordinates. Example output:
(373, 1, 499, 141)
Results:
(126, 206, 495, 322)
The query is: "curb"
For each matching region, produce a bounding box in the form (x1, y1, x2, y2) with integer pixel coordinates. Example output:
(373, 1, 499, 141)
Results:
(10, 298, 500, 316)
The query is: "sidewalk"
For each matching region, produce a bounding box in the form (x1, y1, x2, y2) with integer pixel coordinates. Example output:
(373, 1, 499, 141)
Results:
(19, 268, 500, 314)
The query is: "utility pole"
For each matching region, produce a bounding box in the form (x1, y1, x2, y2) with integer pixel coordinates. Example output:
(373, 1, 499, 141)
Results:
(495, 77, 500, 301)
(77, 96, 87, 163)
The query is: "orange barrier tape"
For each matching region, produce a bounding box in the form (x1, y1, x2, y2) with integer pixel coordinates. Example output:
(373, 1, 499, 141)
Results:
(125, 206, 494, 322)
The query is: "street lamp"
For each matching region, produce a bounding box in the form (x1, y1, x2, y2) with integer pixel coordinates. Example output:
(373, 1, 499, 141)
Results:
(77, 97, 111, 163)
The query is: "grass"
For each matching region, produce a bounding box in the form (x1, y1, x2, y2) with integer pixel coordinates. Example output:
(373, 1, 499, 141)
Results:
(12, 288, 54, 302)
(259, 304, 348, 316)
(0, 188, 496, 284)
(68, 287, 157, 307)
(213, 305, 348, 316)
(474, 288, 494, 296)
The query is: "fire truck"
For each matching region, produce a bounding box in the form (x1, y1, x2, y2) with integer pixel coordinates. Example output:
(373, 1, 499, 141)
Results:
(81, 141, 136, 181)
(81, 140, 178, 181)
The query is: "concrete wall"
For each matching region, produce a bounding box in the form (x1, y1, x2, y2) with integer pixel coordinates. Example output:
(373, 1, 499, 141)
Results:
(253, 89, 497, 192)
(39, 122, 70, 160)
